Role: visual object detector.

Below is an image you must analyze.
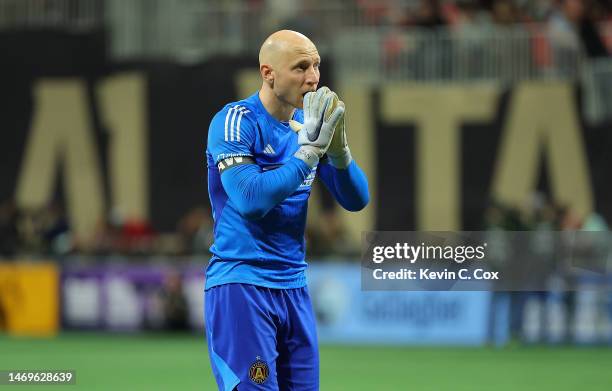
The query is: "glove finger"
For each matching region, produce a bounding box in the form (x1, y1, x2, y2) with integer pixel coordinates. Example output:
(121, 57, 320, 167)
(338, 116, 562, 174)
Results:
(337, 100, 345, 112)
(335, 100, 346, 129)
(317, 86, 331, 97)
(325, 103, 345, 129)
(313, 89, 325, 119)
(319, 93, 333, 125)
(303, 92, 313, 118)
(335, 101, 346, 131)
(319, 121, 336, 148)
(324, 92, 339, 121)
(315, 87, 331, 117)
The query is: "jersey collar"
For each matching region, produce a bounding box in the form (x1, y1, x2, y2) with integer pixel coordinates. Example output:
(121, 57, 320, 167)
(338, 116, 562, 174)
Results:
(254, 92, 300, 133)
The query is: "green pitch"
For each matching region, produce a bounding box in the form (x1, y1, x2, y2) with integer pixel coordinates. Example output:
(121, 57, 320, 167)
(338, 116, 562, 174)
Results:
(1, 333, 611, 390)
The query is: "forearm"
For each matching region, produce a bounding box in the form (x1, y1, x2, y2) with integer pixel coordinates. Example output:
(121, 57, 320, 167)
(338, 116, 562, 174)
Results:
(221, 157, 312, 220)
(319, 160, 369, 211)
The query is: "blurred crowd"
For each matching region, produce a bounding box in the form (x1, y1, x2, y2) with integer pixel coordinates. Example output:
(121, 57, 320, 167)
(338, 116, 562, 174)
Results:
(209, 0, 612, 53)
(354, 0, 611, 30)
(483, 192, 611, 343)
(0, 198, 213, 258)
(4, 0, 612, 62)
(246, 0, 612, 89)
(358, 0, 612, 74)
(2, 191, 608, 259)
(253, 0, 612, 45)
(0, 196, 358, 259)
(484, 192, 609, 232)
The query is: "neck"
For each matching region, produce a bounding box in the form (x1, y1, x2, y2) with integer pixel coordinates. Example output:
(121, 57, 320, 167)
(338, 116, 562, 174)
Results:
(259, 85, 295, 122)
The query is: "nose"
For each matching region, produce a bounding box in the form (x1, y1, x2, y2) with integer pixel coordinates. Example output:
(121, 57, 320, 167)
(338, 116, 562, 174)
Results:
(305, 66, 319, 87)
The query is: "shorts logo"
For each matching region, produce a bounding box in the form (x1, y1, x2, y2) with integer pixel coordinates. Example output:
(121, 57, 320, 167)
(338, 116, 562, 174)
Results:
(249, 357, 269, 385)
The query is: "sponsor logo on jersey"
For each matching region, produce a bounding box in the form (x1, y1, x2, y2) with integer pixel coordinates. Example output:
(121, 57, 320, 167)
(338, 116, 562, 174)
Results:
(263, 144, 276, 155)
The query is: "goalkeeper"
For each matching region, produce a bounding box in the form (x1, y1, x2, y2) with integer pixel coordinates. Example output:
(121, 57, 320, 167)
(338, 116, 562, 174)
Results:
(204, 30, 369, 390)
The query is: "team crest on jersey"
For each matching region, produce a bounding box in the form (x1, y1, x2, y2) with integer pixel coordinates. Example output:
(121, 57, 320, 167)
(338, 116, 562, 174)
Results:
(248, 357, 269, 384)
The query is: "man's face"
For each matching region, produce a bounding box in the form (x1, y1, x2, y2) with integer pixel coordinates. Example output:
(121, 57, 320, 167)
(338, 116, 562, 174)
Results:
(272, 46, 320, 109)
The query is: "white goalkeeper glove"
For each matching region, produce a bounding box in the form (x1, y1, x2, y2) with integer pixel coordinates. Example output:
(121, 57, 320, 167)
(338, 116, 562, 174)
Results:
(292, 87, 345, 167)
(325, 101, 352, 169)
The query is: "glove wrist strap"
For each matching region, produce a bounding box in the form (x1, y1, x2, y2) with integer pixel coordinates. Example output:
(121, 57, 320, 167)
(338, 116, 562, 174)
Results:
(294, 146, 321, 168)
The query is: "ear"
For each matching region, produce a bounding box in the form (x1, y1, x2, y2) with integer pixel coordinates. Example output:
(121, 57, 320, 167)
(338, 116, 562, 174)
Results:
(260, 64, 274, 87)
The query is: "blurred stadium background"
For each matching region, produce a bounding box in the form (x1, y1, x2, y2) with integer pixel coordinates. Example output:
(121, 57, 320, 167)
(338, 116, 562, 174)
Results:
(2, 0, 612, 389)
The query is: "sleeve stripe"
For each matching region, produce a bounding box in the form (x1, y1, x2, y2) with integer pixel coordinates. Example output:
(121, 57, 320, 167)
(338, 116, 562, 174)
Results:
(224, 107, 232, 141)
(224, 105, 251, 142)
(236, 110, 246, 142)
(229, 107, 239, 141)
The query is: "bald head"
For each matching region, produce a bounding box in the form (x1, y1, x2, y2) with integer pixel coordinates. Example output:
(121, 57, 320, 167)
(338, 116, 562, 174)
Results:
(258, 30, 321, 118)
(259, 30, 318, 68)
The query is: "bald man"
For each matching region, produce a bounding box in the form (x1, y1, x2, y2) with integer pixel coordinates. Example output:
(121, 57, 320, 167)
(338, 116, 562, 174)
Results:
(204, 30, 369, 390)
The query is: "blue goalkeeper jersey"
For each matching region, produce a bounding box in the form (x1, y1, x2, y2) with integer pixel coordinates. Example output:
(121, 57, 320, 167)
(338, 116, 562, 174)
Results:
(205, 92, 315, 290)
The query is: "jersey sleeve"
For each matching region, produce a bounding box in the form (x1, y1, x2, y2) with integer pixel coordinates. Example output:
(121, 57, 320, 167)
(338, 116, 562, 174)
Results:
(318, 159, 370, 212)
(220, 158, 313, 220)
(207, 104, 257, 164)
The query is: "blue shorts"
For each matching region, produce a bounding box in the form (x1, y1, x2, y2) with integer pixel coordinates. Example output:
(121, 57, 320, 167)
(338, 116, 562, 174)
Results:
(205, 283, 319, 391)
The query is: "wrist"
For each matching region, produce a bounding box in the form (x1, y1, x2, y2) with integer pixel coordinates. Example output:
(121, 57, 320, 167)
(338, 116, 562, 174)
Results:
(294, 146, 321, 168)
